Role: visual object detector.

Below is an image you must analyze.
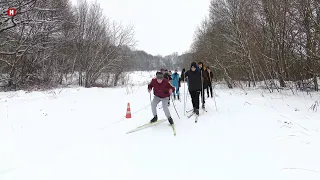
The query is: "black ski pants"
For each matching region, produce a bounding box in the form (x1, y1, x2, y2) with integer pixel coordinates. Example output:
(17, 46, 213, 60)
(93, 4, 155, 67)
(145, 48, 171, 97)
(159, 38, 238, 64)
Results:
(189, 90, 200, 110)
(200, 87, 206, 105)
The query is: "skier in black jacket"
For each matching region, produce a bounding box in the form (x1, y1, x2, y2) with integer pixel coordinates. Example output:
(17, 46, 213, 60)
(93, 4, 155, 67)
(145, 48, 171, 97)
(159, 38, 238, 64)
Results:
(185, 62, 202, 115)
(180, 68, 186, 82)
(198, 62, 209, 109)
(206, 67, 214, 98)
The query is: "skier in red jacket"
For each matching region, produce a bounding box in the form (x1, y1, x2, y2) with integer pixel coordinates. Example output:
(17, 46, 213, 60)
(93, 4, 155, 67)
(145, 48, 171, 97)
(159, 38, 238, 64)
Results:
(148, 71, 175, 125)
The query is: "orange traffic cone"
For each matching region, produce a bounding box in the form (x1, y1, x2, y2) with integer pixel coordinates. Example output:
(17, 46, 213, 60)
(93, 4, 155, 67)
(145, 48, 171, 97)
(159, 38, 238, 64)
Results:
(126, 102, 131, 118)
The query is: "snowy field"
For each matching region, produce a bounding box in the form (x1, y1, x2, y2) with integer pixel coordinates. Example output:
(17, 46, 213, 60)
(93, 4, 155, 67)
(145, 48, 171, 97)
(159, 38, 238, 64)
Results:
(1, 71, 320, 180)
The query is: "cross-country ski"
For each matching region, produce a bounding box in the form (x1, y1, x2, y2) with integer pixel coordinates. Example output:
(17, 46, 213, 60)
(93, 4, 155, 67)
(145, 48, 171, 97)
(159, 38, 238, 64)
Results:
(126, 119, 167, 134)
(187, 112, 195, 118)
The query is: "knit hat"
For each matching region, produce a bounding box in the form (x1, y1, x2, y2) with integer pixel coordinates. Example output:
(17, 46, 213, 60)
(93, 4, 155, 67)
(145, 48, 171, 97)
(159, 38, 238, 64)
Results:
(156, 71, 164, 79)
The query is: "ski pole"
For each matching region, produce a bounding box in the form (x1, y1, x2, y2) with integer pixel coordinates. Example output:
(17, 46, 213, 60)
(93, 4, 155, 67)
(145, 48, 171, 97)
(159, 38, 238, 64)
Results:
(201, 70, 204, 106)
(171, 96, 180, 119)
(184, 77, 186, 116)
(149, 92, 152, 105)
(212, 83, 218, 111)
(185, 75, 188, 101)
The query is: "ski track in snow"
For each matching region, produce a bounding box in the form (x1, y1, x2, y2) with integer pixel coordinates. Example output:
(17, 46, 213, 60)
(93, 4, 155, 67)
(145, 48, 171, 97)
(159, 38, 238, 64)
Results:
(0, 71, 320, 180)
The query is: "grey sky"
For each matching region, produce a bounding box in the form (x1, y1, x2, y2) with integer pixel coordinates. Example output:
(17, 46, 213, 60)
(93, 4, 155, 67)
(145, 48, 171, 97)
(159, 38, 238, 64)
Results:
(71, 0, 210, 56)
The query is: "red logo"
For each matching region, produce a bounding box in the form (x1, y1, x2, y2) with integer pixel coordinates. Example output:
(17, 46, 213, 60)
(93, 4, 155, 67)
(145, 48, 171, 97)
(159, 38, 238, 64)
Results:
(7, 8, 17, 16)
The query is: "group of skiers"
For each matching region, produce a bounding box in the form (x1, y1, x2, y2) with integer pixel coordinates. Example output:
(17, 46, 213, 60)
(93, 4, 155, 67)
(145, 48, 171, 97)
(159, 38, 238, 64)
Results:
(147, 62, 214, 125)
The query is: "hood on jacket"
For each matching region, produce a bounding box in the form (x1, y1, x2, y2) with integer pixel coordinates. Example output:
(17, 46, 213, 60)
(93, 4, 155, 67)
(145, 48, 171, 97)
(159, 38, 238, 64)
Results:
(190, 62, 197, 69)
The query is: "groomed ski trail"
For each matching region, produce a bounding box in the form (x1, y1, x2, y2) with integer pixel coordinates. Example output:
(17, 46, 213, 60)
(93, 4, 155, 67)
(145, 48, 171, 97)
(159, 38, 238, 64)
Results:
(1, 78, 320, 180)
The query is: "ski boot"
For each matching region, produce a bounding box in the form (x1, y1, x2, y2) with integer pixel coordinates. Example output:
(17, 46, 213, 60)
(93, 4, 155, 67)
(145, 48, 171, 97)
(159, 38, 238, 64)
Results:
(195, 109, 199, 115)
(173, 95, 176, 100)
(202, 104, 205, 109)
(168, 117, 174, 125)
(177, 94, 180, 100)
(150, 115, 158, 123)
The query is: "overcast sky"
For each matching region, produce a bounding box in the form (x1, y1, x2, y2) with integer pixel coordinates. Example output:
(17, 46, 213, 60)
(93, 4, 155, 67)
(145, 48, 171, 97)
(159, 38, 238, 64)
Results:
(70, 0, 210, 56)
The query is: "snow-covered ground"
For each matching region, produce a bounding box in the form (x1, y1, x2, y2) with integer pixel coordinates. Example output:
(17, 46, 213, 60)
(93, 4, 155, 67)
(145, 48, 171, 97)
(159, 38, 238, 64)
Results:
(1, 71, 320, 180)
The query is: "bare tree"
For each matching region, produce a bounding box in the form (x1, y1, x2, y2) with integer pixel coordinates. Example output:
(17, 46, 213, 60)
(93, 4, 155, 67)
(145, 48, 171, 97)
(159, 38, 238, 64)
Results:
(0, 0, 74, 89)
(188, 0, 320, 91)
(0, 0, 139, 90)
(72, 0, 136, 87)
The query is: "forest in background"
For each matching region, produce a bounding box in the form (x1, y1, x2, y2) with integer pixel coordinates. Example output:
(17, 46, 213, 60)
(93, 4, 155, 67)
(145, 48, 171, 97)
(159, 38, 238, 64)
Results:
(1, 0, 319, 92)
(0, 0, 186, 90)
(188, 0, 320, 91)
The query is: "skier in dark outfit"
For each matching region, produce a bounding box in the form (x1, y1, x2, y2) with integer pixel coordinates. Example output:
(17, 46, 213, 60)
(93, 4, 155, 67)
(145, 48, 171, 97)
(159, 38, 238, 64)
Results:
(180, 68, 185, 82)
(206, 67, 214, 98)
(185, 62, 202, 115)
(148, 71, 175, 125)
(198, 62, 209, 109)
(164, 69, 170, 80)
(163, 69, 172, 106)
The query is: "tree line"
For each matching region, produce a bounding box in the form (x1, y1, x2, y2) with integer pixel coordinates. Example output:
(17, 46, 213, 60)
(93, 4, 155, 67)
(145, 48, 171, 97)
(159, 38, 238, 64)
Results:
(189, 0, 320, 91)
(130, 51, 184, 71)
